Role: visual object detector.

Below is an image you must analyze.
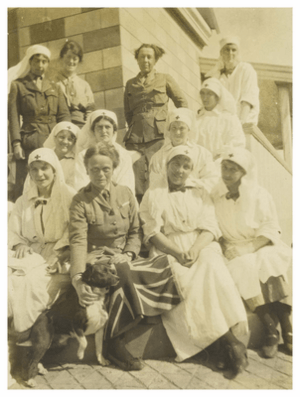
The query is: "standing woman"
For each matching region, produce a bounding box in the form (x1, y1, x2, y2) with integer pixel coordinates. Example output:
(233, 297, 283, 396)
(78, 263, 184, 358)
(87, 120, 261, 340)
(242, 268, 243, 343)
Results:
(8, 45, 71, 201)
(74, 109, 135, 194)
(124, 43, 188, 202)
(8, 148, 75, 336)
(54, 40, 95, 127)
(43, 121, 80, 189)
(211, 148, 292, 357)
(195, 78, 245, 161)
(206, 36, 259, 126)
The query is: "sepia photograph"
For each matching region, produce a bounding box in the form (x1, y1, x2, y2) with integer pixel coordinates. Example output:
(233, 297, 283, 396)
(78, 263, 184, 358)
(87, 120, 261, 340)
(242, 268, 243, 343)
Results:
(6, 3, 294, 391)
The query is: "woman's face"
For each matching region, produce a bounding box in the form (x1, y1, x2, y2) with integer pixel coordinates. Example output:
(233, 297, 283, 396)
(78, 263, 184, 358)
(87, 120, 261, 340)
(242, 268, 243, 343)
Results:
(61, 49, 80, 75)
(200, 88, 219, 111)
(93, 119, 115, 144)
(29, 54, 49, 76)
(221, 160, 246, 188)
(167, 156, 193, 188)
(54, 130, 76, 156)
(86, 154, 113, 190)
(29, 161, 55, 191)
(137, 48, 156, 74)
(169, 121, 189, 146)
(220, 44, 239, 69)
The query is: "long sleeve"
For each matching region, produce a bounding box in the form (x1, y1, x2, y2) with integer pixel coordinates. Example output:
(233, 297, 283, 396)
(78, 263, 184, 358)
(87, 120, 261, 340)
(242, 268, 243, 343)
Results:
(8, 81, 21, 143)
(239, 63, 259, 109)
(8, 196, 29, 249)
(139, 190, 164, 244)
(195, 188, 222, 240)
(56, 85, 71, 123)
(123, 189, 142, 256)
(124, 81, 133, 126)
(254, 189, 282, 245)
(69, 195, 89, 277)
(166, 74, 188, 108)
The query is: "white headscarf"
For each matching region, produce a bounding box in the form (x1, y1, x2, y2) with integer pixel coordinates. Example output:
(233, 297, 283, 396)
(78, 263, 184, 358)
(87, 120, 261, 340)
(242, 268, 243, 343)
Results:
(211, 147, 259, 228)
(200, 77, 237, 115)
(76, 109, 118, 153)
(24, 148, 75, 241)
(164, 107, 196, 143)
(148, 145, 196, 221)
(205, 35, 241, 79)
(8, 45, 51, 94)
(43, 121, 80, 151)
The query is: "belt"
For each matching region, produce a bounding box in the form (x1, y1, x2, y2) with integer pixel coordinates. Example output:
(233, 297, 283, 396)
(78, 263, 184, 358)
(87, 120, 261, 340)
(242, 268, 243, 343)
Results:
(133, 103, 161, 114)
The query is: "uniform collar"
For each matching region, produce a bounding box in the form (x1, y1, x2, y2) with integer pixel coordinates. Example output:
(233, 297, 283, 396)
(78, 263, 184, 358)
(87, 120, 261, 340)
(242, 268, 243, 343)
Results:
(25, 72, 53, 92)
(137, 68, 156, 83)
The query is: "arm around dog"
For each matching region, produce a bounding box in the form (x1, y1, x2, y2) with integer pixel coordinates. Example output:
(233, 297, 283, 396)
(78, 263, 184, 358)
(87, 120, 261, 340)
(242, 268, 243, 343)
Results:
(69, 193, 89, 278)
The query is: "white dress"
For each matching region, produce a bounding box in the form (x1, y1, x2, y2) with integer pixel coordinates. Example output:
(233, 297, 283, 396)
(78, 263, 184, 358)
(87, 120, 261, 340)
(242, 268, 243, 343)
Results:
(140, 183, 248, 362)
(195, 108, 245, 160)
(8, 185, 74, 332)
(212, 184, 292, 303)
(219, 62, 259, 125)
(149, 140, 219, 193)
(74, 142, 135, 194)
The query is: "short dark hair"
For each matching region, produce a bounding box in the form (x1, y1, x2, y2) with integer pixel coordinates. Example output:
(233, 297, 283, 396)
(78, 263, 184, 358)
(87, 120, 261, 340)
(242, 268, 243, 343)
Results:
(134, 44, 165, 61)
(84, 142, 120, 170)
(29, 54, 50, 62)
(60, 40, 83, 62)
(91, 116, 118, 133)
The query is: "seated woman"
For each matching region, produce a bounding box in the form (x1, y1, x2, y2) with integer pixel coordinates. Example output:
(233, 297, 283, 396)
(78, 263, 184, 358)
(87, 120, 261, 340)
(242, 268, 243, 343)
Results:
(8, 148, 75, 337)
(69, 142, 181, 371)
(195, 78, 245, 161)
(140, 145, 248, 377)
(53, 40, 95, 127)
(206, 36, 259, 126)
(211, 148, 292, 357)
(74, 109, 135, 194)
(43, 121, 80, 189)
(149, 108, 219, 193)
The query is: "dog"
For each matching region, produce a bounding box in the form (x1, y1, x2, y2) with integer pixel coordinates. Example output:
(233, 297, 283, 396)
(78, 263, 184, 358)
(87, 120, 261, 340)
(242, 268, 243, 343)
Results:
(20, 260, 119, 387)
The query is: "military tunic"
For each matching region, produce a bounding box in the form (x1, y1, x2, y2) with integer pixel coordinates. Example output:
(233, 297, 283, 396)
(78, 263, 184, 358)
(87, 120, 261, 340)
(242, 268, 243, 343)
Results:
(69, 182, 141, 277)
(8, 72, 70, 200)
(124, 69, 188, 199)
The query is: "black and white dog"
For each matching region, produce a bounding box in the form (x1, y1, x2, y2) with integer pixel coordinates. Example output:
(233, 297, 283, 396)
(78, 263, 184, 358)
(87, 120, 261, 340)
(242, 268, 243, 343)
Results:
(20, 260, 119, 387)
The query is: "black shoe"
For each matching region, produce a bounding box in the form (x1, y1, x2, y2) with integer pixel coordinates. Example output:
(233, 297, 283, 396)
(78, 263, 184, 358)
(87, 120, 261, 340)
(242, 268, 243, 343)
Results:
(226, 341, 249, 377)
(216, 342, 229, 370)
(261, 331, 279, 358)
(282, 332, 292, 356)
(107, 337, 144, 371)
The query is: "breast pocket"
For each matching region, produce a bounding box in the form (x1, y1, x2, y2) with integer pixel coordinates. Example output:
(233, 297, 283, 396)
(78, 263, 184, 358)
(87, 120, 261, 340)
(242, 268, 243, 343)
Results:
(118, 201, 130, 219)
(152, 86, 167, 105)
(45, 89, 59, 113)
(20, 91, 36, 114)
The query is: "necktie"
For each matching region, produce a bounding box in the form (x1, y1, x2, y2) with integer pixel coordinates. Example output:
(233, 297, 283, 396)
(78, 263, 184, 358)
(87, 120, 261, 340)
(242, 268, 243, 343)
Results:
(35, 199, 47, 208)
(35, 76, 43, 91)
(65, 77, 77, 104)
(169, 186, 187, 193)
(226, 191, 240, 201)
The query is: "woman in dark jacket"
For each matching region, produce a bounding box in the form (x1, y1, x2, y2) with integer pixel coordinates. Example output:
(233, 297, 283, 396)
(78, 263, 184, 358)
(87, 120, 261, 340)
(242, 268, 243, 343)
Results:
(124, 43, 188, 202)
(8, 45, 70, 200)
(69, 142, 181, 371)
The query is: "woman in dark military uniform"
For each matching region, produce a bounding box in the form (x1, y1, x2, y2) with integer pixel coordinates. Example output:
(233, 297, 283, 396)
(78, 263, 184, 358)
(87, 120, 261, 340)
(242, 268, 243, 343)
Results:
(8, 45, 70, 200)
(124, 43, 188, 202)
(69, 142, 181, 371)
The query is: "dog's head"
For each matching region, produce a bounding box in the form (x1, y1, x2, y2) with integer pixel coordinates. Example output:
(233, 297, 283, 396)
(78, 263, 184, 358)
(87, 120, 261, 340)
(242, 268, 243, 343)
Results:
(81, 260, 119, 288)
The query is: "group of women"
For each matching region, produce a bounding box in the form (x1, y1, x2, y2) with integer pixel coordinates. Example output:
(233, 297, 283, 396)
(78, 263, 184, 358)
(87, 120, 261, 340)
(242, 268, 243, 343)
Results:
(8, 35, 292, 381)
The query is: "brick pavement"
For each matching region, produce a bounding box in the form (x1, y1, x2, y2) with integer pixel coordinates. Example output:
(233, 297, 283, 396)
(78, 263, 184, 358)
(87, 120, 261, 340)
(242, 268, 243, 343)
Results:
(9, 342, 292, 390)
